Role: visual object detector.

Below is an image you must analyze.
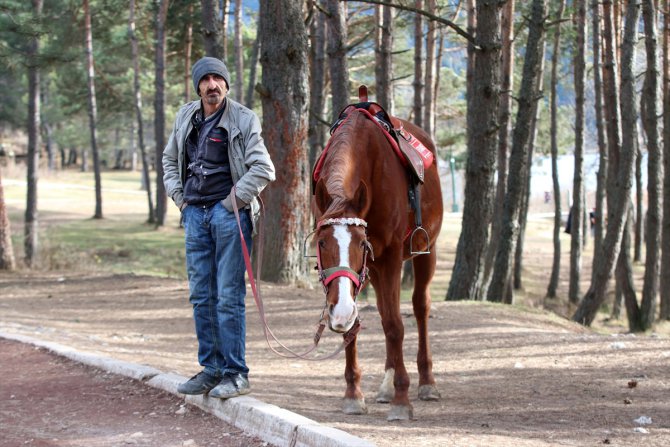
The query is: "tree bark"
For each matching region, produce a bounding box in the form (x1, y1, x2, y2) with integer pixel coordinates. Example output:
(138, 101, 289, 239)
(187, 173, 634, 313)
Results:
(547, 0, 567, 298)
(591, 0, 608, 279)
(245, 30, 260, 109)
(423, 0, 436, 139)
(154, 0, 169, 227)
(569, 0, 587, 304)
(200, 0, 225, 58)
(23, 0, 42, 268)
(326, 0, 349, 120)
(617, 209, 643, 332)
(259, 0, 310, 283)
(83, 0, 103, 220)
(233, 0, 243, 101)
(640, 0, 661, 329)
(129, 0, 155, 224)
(374, 3, 393, 112)
(308, 7, 327, 168)
(572, 0, 639, 326)
(481, 0, 515, 300)
(634, 141, 643, 262)
(487, 0, 546, 304)
(184, 3, 193, 104)
(447, 0, 502, 301)
(412, 0, 423, 128)
(514, 38, 545, 296)
(661, 0, 670, 321)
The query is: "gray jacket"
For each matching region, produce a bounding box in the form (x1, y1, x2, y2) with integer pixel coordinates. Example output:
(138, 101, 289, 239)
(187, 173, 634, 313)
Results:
(162, 98, 275, 233)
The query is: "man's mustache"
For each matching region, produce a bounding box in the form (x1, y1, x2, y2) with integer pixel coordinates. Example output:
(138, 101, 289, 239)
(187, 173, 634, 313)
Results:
(205, 88, 221, 95)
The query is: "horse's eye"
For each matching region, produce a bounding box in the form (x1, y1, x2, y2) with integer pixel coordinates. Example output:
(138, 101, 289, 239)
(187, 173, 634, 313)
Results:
(318, 240, 326, 248)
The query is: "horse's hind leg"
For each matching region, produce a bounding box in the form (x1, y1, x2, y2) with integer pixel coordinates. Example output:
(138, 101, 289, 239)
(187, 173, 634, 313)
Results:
(342, 335, 367, 414)
(412, 249, 441, 401)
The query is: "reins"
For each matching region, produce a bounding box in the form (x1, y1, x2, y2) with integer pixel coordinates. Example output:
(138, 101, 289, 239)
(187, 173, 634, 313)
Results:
(230, 186, 360, 361)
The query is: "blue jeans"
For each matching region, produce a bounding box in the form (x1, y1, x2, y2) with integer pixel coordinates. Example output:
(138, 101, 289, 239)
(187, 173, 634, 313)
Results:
(182, 202, 252, 378)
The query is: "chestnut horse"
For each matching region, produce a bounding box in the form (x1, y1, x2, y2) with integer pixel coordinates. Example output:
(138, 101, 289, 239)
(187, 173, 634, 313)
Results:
(311, 102, 443, 421)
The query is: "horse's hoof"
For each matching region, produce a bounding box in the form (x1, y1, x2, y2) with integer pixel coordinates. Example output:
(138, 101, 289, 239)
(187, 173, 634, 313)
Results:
(343, 398, 368, 415)
(375, 368, 395, 403)
(387, 404, 413, 421)
(418, 384, 441, 401)
(375, 390, 393, 403)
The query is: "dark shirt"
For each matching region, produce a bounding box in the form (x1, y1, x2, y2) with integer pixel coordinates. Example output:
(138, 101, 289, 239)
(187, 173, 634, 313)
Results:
(183, 102, 234, 206)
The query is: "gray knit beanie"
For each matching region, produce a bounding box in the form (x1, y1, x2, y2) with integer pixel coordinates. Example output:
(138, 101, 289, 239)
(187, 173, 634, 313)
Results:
(191, 56, 230, 96)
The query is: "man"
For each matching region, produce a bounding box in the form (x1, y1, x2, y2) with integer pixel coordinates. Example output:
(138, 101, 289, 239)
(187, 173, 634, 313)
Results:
(163, 56, 275, 398)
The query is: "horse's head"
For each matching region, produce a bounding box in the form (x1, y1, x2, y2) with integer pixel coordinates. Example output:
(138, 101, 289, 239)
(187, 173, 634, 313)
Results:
(314, 217, 374, 333)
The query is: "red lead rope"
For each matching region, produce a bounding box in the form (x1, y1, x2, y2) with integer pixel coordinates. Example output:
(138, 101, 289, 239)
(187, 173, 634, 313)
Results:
(230, 186, 360, 361)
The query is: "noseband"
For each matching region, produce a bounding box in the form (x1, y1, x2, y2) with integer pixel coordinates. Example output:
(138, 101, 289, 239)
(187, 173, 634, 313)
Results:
(315, 217, 374, 297)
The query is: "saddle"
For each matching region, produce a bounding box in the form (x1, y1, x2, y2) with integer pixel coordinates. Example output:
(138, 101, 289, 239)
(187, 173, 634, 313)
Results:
(317, 85, 433, 185)
(312, 86, 435, 255)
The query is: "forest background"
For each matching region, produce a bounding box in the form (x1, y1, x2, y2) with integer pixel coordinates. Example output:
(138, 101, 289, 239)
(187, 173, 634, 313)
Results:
(0, 0, 669, 335)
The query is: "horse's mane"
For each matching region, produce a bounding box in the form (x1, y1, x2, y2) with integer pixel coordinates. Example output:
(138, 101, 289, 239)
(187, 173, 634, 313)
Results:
(318, 112, 371, 221)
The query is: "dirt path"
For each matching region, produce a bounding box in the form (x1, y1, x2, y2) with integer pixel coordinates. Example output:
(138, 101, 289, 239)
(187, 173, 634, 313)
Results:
(0, 338, 267, 447)
(1, 271, 669, 447)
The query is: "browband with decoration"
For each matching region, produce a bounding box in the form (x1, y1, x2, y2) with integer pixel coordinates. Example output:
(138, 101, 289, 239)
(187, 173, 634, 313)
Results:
(318, 218, 368, 228)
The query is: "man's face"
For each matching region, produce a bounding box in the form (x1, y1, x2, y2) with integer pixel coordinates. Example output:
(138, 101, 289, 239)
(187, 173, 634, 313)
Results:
(198, 73, 228, 107)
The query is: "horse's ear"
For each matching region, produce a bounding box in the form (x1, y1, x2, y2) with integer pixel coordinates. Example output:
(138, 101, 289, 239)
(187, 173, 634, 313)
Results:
(352, 182, 371, 216)
(314, 179, 332, 212)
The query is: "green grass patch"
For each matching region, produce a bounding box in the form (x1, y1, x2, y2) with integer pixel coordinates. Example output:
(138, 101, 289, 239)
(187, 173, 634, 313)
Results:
(43, 217, 186, 278)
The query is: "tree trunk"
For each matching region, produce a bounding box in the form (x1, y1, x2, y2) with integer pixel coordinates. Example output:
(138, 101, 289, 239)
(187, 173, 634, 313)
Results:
(129, 0, 155, 224)
(326, 0, 349, 120)
(514, 41, 545, 295)
(233, 0, 243, 101)
(634, 142, 643, 262)
(447, 0, 502, 301)
(245, 30, 260, 109)
(423, 0, 436, 140)
(640, 0, 661, 329)
(154, 0, 169, 227)
(308, 8, 327, 167)
(200, 0, 225, 58)
(481, 0, 515, 300)
(0, 173, 15, 270)
(660, 0, 670, 321)
(617, 209, 644, 332)
(569, 0, 587, 304)
(84, 0, 103, 220)
(374, 3, 393, 112)
(572, 0, 640, 326)
(41, 79, 56, 171)
(591, 0, 608, 279)
(487, 0, 546, 304)
(412, 0, 423, 128)
(547, 0, 566, 298)
(184, 3, 193, 104)
(258, 0, 310, 283)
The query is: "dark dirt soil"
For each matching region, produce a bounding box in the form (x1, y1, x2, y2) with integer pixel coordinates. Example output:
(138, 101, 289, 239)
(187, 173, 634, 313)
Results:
(1, 271, 669, 447)
(0, 338, 268, 447)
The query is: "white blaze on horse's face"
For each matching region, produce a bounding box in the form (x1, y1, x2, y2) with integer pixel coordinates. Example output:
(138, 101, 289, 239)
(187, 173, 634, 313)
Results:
(328, 224, 359, 333)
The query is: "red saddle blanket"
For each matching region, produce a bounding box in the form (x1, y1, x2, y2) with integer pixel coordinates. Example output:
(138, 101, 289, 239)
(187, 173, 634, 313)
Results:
(312, 106, 434, 188)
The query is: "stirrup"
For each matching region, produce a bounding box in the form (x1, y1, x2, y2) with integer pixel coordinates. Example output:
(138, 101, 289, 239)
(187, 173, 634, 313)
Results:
(409, 226, 430, 255)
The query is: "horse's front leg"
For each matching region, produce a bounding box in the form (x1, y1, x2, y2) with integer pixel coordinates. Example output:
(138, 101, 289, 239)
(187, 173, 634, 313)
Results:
(371, 269, 413, 421)
(342, 334, 367, 414)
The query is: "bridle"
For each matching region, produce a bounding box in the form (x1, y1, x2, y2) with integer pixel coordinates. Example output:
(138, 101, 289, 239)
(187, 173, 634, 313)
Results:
(312, 217, 374, 298)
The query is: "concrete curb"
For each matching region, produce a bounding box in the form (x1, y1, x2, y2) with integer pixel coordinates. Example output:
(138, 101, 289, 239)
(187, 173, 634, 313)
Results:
(0, 331, 375, 447)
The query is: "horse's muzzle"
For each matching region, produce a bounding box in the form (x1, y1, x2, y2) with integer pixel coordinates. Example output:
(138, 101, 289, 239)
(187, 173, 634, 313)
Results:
(328, 306, 359, 333)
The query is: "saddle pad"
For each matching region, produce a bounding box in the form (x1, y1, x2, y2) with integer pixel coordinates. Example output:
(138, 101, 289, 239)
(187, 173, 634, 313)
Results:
(312, 107, 433, 189)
